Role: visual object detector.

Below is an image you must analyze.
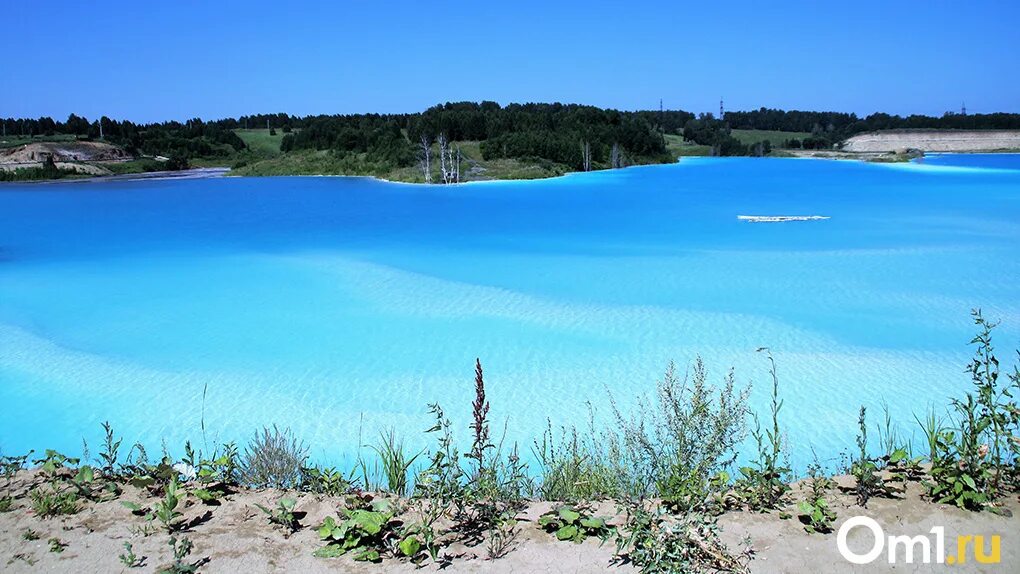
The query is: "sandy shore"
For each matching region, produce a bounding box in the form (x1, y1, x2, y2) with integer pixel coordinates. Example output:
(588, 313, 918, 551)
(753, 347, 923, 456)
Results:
(1, 469, 1015, 573)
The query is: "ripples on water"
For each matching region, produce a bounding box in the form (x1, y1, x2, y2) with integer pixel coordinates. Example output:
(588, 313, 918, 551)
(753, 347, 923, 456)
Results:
(1, 155, 1018, 471)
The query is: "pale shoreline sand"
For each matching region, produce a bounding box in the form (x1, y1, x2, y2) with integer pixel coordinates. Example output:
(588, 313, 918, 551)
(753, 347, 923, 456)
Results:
(1, 468, 1015, 573)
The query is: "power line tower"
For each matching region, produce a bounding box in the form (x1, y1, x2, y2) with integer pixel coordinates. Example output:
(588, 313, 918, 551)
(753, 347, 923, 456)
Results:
(659, 98, 664, 131)
(961, 102, 967, 116)
(719, 97, 724, 120)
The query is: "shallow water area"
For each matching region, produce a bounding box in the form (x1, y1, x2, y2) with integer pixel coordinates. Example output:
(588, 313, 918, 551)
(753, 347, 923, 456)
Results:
(1, 155, 1018, 471)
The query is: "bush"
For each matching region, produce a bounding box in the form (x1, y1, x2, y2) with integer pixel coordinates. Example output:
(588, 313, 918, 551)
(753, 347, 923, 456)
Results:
(240, 426, 308, 489)
(920, 310, 1020, 510)
(30, 487, 79, 517)
(736, 350, 791, 510)
(614, 502, 751, 574)
(610, 358, 749, 510)
(533, 411, 620, 502)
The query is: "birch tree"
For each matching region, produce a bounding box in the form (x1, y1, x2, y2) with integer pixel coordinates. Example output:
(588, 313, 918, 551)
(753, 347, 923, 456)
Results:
(419, 133, 432, 183)
(580, 139, 592, 171)
(610, 142, 623, 169)
(438, 132, 451, 184)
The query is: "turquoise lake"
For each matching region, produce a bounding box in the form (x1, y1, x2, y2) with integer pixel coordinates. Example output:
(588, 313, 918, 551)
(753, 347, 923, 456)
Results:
(1, 155, 1018, 472)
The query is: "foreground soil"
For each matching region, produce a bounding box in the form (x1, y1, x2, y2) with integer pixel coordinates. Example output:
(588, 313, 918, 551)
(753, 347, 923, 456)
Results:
(0, 471, 1016, 573)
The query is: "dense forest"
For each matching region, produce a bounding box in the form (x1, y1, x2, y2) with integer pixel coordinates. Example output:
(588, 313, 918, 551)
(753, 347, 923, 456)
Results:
(4, 105, 1020, 174)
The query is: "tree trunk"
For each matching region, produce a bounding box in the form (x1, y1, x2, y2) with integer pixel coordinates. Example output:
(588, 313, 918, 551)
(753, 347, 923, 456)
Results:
(580, 140, 592, 171)
(419, 134, 432, 183)
(610, 142, 623, 169)
(438, 133, 450, 184)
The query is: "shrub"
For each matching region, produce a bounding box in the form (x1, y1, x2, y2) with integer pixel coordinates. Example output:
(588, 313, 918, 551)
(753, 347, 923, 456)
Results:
(240, 426, 308, 489)
(966, 310, 1018, 494)
(158, 535, 199, 574)
(119, 542, 144, 568)
(737, 350, 791, 510)
(533, 411, 620, 502)
(314, 497, 399, 562)
(1, 452, 31, 512)
(851, 406, 886, 507)
(411, 403, 465, 563)
(300, 465, 352, 496)
(256, 497, 299, 533)
(538, 504, 613, 543)
(614, 501, 751, 574)
(485, 512, 519, 560)
(30, 487, 80, 517)
(797, 460, 836, 534)
(99, 421, 122, 477)
(370, 429, 422, 496)
(921, 311, 1019, 510)
(610, 358, 749, 510)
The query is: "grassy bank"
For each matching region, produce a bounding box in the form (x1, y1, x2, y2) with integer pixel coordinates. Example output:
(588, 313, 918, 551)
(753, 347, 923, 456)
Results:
(1, 311, 1017, 572)
(665, 130, 814, 159)
(234, 129, 285, 157)
(230, 140, 571, 182)
(730, 129, 812, 147)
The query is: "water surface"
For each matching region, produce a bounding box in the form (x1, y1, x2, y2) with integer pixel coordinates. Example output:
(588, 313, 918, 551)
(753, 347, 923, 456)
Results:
(1, 155, 1018, 471)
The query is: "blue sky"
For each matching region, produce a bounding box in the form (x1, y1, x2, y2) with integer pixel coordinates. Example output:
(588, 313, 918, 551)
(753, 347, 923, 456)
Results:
(4, 0, 1018, 122)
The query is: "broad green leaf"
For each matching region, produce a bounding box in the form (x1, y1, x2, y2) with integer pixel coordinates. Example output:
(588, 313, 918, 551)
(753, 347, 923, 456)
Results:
(192, 489, 217, 502)
(353, 548, 381, 562)
(129, 476, 155, 488)
(317, 516, 337, 538)
(557, 507, 581, 523)
(538, 515, 558, 528)
(75, 466, 95, 484)
(556, 524, 579, 541)
(398, 535, 421, 557)
(350, 510, 386, 535)
(313, 544, 347, 558)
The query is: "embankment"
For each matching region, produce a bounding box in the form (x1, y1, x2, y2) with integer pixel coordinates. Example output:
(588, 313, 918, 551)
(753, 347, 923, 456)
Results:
(842, 129, 1020, 152)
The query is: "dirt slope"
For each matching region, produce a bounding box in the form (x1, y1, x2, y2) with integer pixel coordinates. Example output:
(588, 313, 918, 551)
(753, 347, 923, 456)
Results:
(1, 141, 130, 164)
(842, 130, 1020, 152)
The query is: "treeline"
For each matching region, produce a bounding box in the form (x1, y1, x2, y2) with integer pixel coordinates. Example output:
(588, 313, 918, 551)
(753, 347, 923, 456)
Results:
(1, 104, 678, 171)
(279, 114, 415, 167)
(277, 102, 675, 172)
(1, 115, 247, 162)
(723, 107, 1020, 150)
(5, 106, 1020, 165)
(682, 117, 772, 156)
